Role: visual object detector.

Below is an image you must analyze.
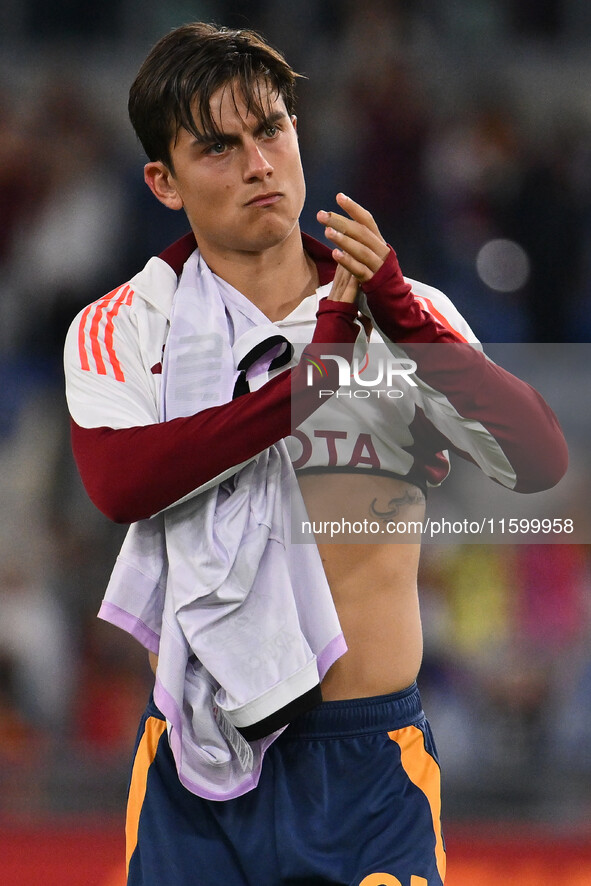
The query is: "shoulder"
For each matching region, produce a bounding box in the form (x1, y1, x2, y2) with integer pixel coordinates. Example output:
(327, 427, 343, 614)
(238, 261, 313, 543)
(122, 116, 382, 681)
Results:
(64, 256, 181, 420)
(66, 257, 178, 362)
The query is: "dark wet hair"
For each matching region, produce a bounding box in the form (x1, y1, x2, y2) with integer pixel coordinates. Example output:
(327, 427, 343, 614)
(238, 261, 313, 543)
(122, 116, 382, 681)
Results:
(128, 22, 301, 168)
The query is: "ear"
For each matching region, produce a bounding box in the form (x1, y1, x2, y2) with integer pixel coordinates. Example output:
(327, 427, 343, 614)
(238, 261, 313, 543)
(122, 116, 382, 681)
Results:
(290, 115, 298, 134)
(144, 161, 184, 211)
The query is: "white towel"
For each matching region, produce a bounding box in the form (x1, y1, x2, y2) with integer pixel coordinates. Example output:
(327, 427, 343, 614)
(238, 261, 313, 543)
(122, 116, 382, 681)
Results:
(103, 249, 347, 799)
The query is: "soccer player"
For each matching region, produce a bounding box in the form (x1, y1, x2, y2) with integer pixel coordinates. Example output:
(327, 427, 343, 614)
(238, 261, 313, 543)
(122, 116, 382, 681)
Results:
(64, 22, 567, 886)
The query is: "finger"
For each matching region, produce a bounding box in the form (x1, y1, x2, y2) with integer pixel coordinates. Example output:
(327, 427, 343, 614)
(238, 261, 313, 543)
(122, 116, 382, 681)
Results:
(331, 248, 374, 283)
(317, 209, 382, 252)
(335, 192, 382, 237)
(317, 209, 390, 272)
(327, 263, 347, 300)
(338, 270, 360, 304)
(327, 263, 357, 301)
(325, 227, 387, 275)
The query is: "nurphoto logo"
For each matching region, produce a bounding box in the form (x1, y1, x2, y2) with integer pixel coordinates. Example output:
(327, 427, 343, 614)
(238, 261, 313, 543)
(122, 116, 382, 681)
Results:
(305, 353, 417, 399)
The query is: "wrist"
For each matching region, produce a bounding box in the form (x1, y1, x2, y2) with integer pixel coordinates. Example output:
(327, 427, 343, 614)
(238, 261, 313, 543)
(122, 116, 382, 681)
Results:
(316, 297, 359, 317)
(361, 246, 409, 299)
(312, 297, 360, 346)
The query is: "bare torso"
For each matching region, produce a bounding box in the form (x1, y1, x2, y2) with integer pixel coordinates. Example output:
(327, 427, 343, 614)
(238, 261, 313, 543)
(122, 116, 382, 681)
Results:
(147, 248, 426, 700)
(149, 473, 426, 701)
(297, 472, 425, 700)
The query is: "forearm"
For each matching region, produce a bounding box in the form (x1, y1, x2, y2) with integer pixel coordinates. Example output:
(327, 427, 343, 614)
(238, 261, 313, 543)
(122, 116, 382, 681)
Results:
(362, 250, 568, 492)
(71, 299, 360, 523)
(361, 247, 464, 344)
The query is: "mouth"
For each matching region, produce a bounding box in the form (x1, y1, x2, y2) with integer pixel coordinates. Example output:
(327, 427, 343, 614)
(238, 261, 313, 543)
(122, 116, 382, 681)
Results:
(245, 192, 283, 208)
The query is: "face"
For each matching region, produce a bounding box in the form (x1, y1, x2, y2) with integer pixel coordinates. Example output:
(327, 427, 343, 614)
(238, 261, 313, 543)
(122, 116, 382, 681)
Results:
(144, 79, 306, 263)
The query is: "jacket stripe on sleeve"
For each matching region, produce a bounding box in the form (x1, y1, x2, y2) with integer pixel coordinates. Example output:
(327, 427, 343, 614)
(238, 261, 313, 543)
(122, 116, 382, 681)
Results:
(78, 284, 134, 381)
(413, 293, 469, 343)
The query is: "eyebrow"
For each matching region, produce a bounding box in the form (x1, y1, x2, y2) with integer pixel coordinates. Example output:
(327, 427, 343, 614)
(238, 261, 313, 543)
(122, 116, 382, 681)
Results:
(191, 110, 288, 146)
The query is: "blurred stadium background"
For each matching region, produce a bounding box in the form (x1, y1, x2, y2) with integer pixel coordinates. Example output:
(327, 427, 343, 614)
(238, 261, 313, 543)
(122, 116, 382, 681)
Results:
(1, 1, 590, 883)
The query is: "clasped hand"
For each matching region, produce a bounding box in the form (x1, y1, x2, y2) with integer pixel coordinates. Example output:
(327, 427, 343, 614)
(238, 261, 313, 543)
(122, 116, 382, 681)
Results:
(319, 193, 390, 305)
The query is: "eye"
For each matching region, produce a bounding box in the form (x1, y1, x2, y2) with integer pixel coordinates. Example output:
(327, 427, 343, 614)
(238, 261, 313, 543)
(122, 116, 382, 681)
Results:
(206, 141, 227, 155)
(263, 124, 279, 138)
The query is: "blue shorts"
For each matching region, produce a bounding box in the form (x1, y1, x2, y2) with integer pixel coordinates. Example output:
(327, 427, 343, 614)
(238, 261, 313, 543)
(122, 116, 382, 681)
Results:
(126, 683, 445, 886)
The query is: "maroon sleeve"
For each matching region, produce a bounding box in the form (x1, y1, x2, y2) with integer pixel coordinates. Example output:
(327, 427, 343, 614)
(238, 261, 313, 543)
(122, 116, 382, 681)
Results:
(71, 299, 360, 523)
(361, 247, 463, 344)
(361, 248, 568, 493)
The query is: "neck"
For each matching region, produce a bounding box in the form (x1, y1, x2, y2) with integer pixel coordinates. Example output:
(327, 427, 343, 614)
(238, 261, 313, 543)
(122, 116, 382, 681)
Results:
(197, 227, 319, 322)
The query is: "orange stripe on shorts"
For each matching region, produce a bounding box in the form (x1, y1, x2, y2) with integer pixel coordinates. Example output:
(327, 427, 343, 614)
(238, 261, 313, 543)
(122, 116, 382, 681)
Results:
(388, 724, 446, 883)
(125, 716, 167, 876)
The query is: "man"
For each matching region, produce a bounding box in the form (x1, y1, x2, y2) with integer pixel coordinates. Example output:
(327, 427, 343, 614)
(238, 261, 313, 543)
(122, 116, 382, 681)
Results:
(64, 22, 567, 886)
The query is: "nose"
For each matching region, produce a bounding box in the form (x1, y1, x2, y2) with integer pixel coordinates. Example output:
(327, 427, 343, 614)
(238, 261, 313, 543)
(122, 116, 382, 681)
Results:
(242, 139, 273, 181)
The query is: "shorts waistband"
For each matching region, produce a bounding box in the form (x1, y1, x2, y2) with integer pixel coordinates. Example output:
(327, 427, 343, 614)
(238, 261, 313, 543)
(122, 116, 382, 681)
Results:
(281, 682, 423, 739)
(144, 683, 424, 740)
